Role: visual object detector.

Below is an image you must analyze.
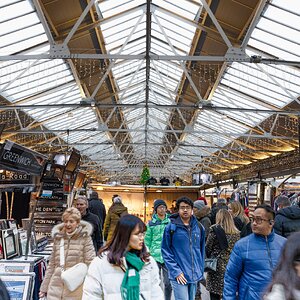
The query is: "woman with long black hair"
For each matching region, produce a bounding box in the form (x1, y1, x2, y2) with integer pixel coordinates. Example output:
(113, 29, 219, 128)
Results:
(264, 232, 300, 300)
(82, 214, 163, 300)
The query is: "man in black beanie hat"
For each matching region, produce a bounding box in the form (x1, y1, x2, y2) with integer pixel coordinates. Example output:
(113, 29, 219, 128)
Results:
(145, 199, 172, 300)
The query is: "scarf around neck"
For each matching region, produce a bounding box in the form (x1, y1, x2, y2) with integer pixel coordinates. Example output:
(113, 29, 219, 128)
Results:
(120, 251, 145, 300)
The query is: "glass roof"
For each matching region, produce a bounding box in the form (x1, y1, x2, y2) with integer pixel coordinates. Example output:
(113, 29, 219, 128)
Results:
(0, 0, 299, 180)
(97, 0, 200, 166)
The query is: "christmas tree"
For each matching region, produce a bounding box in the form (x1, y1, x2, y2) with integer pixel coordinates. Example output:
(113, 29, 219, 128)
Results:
(140, 164, 150, 185)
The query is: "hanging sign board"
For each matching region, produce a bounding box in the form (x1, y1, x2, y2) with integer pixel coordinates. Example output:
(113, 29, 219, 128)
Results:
(0, 140, 47, 176)
(0, 170, 31, 184)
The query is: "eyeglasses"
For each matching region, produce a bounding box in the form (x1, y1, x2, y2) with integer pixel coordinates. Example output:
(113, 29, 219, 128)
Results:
(136, 232, 145, 238)
(249, 217, 271, 224)
(157, 206, 166, 210)
(179, 206, 192, 211)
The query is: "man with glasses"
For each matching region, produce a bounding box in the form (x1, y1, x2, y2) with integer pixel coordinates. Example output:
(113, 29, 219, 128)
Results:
(223, 204, 286, 300)
(161, 197, 205, 300)
(145, 199, 172, 300)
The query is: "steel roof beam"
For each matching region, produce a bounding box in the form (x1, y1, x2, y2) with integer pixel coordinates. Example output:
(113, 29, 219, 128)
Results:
(4, 128, 295, 140)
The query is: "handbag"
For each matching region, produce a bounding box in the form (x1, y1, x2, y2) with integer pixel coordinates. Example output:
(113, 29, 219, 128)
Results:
(59, 238, 88, 292)
(204, 225, 228, 272)
(204, 257, 218, 272)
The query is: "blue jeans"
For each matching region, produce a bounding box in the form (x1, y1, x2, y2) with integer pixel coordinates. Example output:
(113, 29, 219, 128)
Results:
(170, 280, 197, 300)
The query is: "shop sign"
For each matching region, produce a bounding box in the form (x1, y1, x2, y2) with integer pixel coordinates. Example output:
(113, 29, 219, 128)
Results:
(0, 170, 31, 184)
(42, 179, 64, 190)
(0, 140, 47, 176)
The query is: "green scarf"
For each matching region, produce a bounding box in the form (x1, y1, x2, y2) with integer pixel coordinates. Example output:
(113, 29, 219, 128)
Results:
(120, 251, 145, 300)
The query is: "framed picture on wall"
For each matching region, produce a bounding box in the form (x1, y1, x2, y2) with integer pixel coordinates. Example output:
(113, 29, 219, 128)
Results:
(1, 229, 18, 259)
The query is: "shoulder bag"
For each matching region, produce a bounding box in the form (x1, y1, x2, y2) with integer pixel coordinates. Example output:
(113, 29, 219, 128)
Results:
(59, 238, 88, 292)
(204, 225, 228, 272)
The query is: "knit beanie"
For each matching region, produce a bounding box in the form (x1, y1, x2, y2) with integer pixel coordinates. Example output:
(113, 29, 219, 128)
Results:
(193, 200, 206, 210)
(113, 196, 122, 204)
(153, 199, 167, 212)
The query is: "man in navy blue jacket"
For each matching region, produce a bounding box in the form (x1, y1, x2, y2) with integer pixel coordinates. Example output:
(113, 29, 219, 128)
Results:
(162, 196, 205, 300)
(223, 204, 286, 300)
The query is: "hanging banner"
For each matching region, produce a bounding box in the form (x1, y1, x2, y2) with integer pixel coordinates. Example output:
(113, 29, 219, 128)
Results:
(0, 140, 47, 176)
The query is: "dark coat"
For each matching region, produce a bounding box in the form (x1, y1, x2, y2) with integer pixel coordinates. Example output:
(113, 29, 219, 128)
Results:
(88, 198, 106, 228)
(82, 210, 103, 252)
(194, 206, 211, 239)
(274, 206, 300, 238)
(205, 226, 240, 296)
(103, 203, 128, 241)
(211, 203, 227, 224)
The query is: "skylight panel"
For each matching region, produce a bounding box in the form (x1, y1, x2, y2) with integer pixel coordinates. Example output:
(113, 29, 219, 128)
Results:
(264, 5, 300, 30)
(151, 25, 190, 53)
(256, 18, 299, 43)
(105, 28, 146, 51)
(117, 71, 146, 90)
(126, 108, 145, 121)
(154, 9, 196, 35)
(150, 82, 174, 97)
(1, 34, 48, 56)
(4, 64, 70, 92)
(153, 0, 200, 20)
(102, 16, 145, 38)
(122, 87, 145, 104)
(150, 72, 178, 90)
(271, 0, 300, 14)
(121, 88, 141, 101)
(149, 91, 172, 105)
(248, 3, 300, 61)
(99, 7, 143, 31)
(98, 0, 144, 18)
(222, 75, 291, 107)
(213, 89, 270, 111)
(111, 39, 145, 55)
(151, 41, 175, 56)
(220, 112, 262, 127)
(0, 1, 34, 23)
(0, 13, 40, 36)
(251, 28, 299, 58)
(226, 65, 295, 100)
(23, 82, 79, 105)
(0, 23, 44, 47)
(104, 21, 145, 45)
(113, 61, 141, 78)
(199, 111, 248, 134)
(5, 74, 74, 101)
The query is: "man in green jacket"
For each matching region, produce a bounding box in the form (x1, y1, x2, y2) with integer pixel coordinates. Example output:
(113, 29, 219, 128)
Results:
(145, 199, 172, 300)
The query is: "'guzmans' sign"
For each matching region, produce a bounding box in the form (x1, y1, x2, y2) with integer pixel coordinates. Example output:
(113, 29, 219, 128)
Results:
(0, 140, 47, 176)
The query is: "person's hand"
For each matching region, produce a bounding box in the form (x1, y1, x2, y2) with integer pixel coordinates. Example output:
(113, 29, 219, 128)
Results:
(176, 273, 187, 285)
(39, 291, 46, 298)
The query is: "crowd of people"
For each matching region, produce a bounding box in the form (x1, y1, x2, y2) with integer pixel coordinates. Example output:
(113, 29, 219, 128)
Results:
(36, 193, 300, 300)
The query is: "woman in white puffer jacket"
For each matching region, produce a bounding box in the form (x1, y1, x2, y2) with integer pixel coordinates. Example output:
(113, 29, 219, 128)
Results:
(82, 214, 163, 300)
(264, 232, 300, 300)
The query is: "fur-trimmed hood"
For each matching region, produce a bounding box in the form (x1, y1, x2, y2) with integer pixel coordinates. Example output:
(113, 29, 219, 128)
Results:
(51, 220, 93, 238)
